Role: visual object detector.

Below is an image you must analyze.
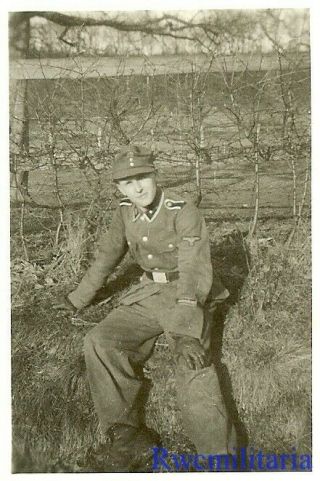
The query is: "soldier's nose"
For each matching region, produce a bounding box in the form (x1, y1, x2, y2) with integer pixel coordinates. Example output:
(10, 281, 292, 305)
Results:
(134, 180, 143, 193)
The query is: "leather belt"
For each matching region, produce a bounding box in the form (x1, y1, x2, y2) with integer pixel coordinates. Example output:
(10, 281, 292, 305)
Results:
(145, 270, 179, 283)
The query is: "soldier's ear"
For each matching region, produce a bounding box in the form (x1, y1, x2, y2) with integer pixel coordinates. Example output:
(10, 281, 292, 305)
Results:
(115, 182, 127, 196)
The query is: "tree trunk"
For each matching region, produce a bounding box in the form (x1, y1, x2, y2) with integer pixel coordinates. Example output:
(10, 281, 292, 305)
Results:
(9, 13, 31, 202)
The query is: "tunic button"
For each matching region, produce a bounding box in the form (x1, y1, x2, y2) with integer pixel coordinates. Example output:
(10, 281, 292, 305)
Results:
(128, 241, 131, 246)
(147, 254, 153, 260)
(142, 236, 148, 242)
(168, 243, 174, 248)
(154, 267, 159, 271)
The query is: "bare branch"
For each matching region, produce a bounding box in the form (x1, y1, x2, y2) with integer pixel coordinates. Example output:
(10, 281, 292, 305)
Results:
(25, 11, 198, 42)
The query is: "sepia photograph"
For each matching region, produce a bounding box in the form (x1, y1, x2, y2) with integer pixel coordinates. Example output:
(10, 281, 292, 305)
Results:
(4, 1, 315, 476)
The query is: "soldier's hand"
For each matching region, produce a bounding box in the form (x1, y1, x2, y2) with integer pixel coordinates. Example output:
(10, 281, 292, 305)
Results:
(53, 294, 76, 312)
(174, 336, 208, 371)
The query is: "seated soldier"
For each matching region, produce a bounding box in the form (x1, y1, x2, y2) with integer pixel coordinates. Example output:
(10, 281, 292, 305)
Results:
(54, 145, 235, 472)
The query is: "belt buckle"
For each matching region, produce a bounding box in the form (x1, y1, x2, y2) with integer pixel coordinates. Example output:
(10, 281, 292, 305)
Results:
(152, 271, 168, 283)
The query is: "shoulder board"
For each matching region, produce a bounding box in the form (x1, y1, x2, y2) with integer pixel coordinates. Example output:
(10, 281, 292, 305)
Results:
(164, 198, 186, 210)
(119, 197, 133, 206)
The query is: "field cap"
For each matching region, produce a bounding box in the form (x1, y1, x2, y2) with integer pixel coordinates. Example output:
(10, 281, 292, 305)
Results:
(112, 145, 156, 181)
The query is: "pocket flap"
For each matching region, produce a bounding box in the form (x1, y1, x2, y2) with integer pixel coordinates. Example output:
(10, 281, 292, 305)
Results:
(119, 281, 162, 305)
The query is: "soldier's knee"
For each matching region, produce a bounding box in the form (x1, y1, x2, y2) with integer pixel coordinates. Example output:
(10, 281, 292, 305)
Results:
(84, 325, 117, 359)
(84, 326, 100, 352)
(84, 331, 92, 355)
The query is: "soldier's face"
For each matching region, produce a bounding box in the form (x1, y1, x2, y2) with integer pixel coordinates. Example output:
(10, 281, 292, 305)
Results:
(117, 173, 157, 208)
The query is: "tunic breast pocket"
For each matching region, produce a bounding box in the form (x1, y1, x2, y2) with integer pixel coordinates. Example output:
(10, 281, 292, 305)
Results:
(155, 231, 178, 255)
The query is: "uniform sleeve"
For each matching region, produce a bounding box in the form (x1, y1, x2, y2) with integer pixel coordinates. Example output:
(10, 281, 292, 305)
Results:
(167, 202, 213, 339)
(68, 207, 128, 309)
(175, 202, 213, 305)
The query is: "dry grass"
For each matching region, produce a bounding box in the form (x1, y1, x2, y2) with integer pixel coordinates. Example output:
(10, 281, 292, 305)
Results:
(222, 220, 311, 454)
(46, 213, 93, 283)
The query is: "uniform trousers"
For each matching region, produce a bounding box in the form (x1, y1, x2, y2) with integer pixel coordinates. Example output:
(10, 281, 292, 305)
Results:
(84, 280, 235, 455)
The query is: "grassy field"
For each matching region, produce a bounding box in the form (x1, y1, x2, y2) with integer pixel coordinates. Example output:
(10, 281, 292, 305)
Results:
(11, 160, 311, 472)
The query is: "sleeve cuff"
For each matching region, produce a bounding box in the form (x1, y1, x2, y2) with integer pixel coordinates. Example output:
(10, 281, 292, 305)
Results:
(169, 304, 204, 339)
(67, 292, 87, 310)
(177, 298, 197, 307)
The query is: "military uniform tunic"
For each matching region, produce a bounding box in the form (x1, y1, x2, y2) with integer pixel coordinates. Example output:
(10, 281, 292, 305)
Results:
(69, 189, 234, 455)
